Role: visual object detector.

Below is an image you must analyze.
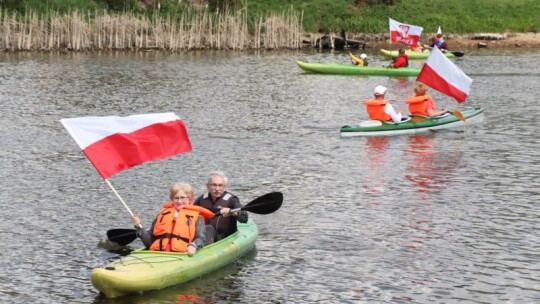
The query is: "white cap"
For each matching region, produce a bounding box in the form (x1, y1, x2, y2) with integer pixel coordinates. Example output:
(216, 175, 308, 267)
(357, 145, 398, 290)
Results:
(373, 85, 387, 96)
(360, 53, 367, 59)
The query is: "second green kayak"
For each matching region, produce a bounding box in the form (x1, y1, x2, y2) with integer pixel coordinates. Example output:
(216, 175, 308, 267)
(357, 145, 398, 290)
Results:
(380, 49, 464, 59)
(91, 219, 258, 298)
(296, 60, 420, 77)
(340, 108, 484, 137)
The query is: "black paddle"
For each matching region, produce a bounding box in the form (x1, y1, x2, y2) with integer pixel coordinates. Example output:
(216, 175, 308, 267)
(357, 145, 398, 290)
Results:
(106, 228, 139, 246)
(451, 51, 465, 57)
(106, 192, 283, 246)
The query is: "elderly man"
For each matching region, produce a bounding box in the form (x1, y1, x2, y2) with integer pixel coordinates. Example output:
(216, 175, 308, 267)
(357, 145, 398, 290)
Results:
(194, 171, 248, 242)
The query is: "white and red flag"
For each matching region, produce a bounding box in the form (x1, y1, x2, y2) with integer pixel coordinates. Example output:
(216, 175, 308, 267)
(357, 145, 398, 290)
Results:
(61, 112, 192, 179)
(416, 47, 473, 103)
(389, 18, 423, 47)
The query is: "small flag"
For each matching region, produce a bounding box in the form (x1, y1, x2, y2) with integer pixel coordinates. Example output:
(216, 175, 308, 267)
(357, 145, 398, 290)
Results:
(437, 26, 442, 35)
(416, 47, 473, 103)
(61, 112, 192, 179)
(389, 18, 423, 48)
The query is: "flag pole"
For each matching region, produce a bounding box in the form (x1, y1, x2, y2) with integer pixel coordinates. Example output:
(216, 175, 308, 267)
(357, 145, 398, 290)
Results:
(104, 179, 134, 217)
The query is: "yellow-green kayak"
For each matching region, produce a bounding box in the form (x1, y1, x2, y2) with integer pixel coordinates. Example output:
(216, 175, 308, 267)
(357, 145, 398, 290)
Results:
(91, 219, 258, 298)
(380, 49, 464, 59)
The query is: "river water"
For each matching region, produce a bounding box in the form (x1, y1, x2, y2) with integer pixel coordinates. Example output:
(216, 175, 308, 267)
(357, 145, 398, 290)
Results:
(0, 48, 538, 303)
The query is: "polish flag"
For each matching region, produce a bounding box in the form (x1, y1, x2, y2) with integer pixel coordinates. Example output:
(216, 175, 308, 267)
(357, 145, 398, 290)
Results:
(416, 47, 473, 103)
(61, 112, 192, 179)
(389, 18, 423, 47)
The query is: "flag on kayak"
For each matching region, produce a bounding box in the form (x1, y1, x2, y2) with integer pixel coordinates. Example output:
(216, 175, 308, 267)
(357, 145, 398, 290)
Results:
(389, 18, 423, 47)
(416, 47, 473, 103)
(437, 26, 442, 35)
(61, 112, 192, 179)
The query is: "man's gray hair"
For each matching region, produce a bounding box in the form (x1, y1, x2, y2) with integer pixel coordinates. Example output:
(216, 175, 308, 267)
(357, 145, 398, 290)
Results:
(208, 171, 228, 185)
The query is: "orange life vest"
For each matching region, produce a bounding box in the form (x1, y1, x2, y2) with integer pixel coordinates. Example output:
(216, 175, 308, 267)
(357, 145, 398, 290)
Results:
(364, 99, 392, 122)
(406, 95, 436, 116)
(150, 204, 213, 252)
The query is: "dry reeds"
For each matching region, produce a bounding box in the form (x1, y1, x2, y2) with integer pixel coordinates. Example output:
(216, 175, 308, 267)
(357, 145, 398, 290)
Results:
(0, 7, 304, 51)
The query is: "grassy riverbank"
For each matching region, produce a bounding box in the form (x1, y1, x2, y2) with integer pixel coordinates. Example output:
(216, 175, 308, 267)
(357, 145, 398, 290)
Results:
(2, 0, 538, 33)
(0, 0, 538, 51)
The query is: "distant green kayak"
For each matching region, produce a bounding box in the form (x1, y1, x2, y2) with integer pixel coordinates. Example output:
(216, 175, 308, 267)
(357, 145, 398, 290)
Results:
(380, 49, 464, 59)
(91, 219, 258, 298)
(296, 60, 420, 77)
(340, 108, 484, 137)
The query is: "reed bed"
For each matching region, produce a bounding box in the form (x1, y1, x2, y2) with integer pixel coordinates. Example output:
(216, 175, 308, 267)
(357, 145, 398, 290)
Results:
(0, 8, 304, 51)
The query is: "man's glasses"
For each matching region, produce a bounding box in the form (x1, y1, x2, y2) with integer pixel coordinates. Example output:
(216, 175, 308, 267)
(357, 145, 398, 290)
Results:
(207, 183, 225, 188)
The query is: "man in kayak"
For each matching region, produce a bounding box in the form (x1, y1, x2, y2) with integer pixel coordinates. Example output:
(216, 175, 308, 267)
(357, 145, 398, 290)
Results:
(364, 85, 403, 124)
(390, 48, 408, 68)
(406, 82, 450, 117)
(131, 182, 209, 256)
(194, 171, 248, 242)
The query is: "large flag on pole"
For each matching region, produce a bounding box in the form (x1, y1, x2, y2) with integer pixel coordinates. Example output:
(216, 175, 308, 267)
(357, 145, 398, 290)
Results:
(389, 18, 423, 47)
(416, 47, 473, 103)
(61, 112, 192, 179)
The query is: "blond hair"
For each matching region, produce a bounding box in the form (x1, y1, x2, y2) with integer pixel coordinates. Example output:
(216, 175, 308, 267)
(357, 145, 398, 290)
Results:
(169, 181, 195, 200)
(413, 82, 428, 96)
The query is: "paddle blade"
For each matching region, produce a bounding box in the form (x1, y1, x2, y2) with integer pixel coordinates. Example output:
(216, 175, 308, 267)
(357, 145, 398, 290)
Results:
(242, 192, 283, 214)
(107, 228, 138, 246)
(451, 51, 465, 57)
(453, 110, 466, 121)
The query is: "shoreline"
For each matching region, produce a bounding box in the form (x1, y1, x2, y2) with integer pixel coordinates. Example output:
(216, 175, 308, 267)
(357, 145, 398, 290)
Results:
(346, 32, 540, 50)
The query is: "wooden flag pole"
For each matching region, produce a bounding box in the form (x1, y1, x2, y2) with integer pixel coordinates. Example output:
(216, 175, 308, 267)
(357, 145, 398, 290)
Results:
(104, 179, 134, 217)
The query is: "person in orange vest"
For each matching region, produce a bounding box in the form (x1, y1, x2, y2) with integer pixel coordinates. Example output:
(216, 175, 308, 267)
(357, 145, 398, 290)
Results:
(131, 181, 211, 256)
(390, 48, 409, 68)
(364, 85, 402, 123)
(406, 82, 450, 117)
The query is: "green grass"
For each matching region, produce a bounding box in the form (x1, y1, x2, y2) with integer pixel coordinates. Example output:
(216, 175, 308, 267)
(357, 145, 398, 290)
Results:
(1, 0, 538, 33)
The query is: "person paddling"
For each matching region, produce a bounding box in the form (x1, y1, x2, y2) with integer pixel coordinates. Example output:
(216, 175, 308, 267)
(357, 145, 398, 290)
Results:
(406, 82, 450, 117)
(364, 85, 402, 124)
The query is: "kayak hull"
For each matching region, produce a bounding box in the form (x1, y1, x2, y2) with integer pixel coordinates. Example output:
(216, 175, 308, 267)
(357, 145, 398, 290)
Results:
(340, 108, 484, 137)
(91, 219, 258, 298)
(296, 60, 420, 77)
(380, 49, 457, 59)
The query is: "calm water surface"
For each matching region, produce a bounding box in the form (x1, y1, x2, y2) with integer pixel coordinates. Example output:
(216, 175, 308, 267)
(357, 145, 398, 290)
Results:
(0, 48, 538, 303)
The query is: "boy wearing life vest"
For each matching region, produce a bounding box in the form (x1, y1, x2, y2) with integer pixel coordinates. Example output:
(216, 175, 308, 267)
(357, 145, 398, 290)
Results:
(406, 82, 450, 117)
(131, 182, 212, 256)
(364, 85, 402, 124)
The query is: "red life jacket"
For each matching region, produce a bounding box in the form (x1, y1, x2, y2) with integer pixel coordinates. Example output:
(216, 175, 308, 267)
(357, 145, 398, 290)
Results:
(364, 99, 392, 122)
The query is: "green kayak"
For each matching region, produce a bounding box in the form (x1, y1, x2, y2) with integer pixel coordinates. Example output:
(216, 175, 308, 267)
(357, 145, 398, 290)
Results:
(296, 60, 420, 77)
(340, 108, 484, 137)
(380, 49, 464, 59)
(91, 219, 258, 298)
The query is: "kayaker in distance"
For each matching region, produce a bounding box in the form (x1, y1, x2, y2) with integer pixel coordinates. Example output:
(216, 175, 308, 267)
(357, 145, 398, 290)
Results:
(390, 49, 409, 68)
(426, 33, 449, 51)
(131, 182, 209, 256)
(364, 85, 403, 124)
(194, 171, 248, 242)
(351, 53, 369, 66)
(406, 82, 450, 117)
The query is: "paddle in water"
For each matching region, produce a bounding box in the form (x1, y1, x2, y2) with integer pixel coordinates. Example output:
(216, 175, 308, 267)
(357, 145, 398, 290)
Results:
(453, 110, 466, 121)
(106, 192, 283, 246)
